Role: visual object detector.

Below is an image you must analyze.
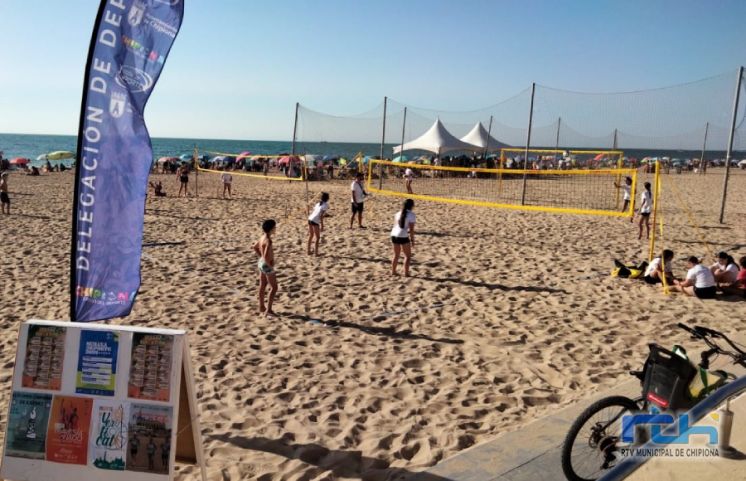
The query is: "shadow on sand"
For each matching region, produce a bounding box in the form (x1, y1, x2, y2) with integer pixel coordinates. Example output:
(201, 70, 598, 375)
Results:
(419, 276, 568, 294)
(284, 313, 463, 345)
(206, 434, 453, 481)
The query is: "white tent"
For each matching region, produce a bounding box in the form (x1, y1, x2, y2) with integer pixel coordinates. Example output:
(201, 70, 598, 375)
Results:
(393, 118, 475, 155)
(460, 122, 505, 151)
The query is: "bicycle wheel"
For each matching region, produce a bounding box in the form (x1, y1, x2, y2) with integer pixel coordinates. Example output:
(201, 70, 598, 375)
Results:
(561, 396, 642, 481)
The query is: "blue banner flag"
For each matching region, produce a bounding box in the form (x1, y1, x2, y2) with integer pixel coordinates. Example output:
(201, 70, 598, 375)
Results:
(71, 0, 184, 321)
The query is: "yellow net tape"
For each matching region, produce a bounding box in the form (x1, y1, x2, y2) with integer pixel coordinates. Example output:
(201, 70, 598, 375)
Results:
(366, 159, 637, 218)
(196, 165, 305, 182)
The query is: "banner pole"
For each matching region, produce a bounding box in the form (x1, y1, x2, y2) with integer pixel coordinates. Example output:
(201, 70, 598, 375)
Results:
(484, 115, 493, 161)
(719, 66, 743, 224)
(520, 83, 536, 206)
(700, 122, 709, 175)
(379, 96, 387, 190)
(70, 0, 108, 322)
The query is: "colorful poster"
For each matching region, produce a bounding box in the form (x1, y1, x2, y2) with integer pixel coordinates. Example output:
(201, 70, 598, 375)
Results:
(70, 0, 184, 322)
(46, 395, 93, 465)
(128, 333, 173, 402)
(89, 400, 129, 470)
(76, 330, 119, 396)
(22, 325, 66, 391)
(5, 392, 53, 459)
(126, 404, 172, 474)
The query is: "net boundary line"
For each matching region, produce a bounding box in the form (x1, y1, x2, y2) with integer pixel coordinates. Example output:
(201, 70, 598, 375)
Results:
(196, 165, 305, 182)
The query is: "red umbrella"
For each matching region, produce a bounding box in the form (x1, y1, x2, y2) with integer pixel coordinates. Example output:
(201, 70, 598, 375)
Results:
(236, 151, 252, 161)
(593, 153, 607, 161)
(10, 157, 30, 165)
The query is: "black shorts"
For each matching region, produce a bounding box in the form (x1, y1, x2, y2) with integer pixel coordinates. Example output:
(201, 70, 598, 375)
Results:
(308, 220, 319, 227)
(641, 212, 651, 217)
(0, 192, 8, 204)
(351, 202, 364, 213)
(643, 275, 660, 285)
(180, 176, 188, 184)
(694, 286, 717, 299)
(391, 236, 410, 245)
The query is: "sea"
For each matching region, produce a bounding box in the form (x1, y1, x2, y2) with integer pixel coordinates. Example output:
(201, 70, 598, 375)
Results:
(0, 132, 742, 168)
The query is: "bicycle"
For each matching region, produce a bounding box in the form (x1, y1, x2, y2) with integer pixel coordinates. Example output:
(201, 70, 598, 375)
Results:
(561, 322, 746, 481)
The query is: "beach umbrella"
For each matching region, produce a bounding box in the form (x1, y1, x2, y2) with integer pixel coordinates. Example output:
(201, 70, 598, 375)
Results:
(37, 151, 75, 161)
(179, 154, 192, 161)
(10, 157, 30, 165)
(278, 155, 298, 166)
(236, 151, 252, 161)
(392, 155, 409, 163)
(156, 157, 171, 164)
(338, 157, 348, 166)
(593, 153, 607, 161)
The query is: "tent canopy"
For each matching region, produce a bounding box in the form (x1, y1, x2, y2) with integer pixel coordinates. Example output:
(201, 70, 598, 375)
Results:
(393, 118, 475, 155)
(460, 122, 506, 151)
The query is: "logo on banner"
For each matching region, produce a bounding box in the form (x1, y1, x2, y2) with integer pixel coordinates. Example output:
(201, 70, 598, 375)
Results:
(116, 65, 154, 93)
(109, 92, 127, 118)
(127, 1, 146, 27)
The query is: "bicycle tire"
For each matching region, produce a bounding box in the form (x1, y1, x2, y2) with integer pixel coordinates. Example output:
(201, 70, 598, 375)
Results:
(561, 395, 642, 481)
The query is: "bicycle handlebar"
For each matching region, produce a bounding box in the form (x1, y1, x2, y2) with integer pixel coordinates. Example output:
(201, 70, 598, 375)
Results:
(678, 322, 746, 363)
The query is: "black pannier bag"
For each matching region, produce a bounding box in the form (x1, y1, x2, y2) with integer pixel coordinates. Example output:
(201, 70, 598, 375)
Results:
(641, 344, 697, 410)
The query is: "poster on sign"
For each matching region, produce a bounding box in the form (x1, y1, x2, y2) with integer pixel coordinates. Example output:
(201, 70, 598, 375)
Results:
(76, 330, 119, 396)
(0, 320, 206, 481)
(89, 399, 129, 470)
(46, 395, 93, 465)
(5, 392, 53, 460)
(22, 325, 66, 391)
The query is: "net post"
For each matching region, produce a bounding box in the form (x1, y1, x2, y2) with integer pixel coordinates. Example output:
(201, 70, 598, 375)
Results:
(648, 160, 661, 262)
(484, 115, 494, 160)
(613, 129, 620, 209)
(520, 83, 536, 206)
(719, 66, 743, 224)
(291, 102, 299, 156)
(379, 96, 387, 190)
(700, 122, 709, 175)
(399, 107, 407, 160)
(193, 145, 199, 198)
(554, 117, 561, 165)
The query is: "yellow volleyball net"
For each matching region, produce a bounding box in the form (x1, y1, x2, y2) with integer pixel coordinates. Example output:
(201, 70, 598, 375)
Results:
(367, 159, 637, 217)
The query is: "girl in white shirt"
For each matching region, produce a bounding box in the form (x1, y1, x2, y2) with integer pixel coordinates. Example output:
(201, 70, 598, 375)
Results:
(711, 251, 739, 285)
(613, 176, 633, 218)
(673, 256, 717, 299)
(391, 199, 416, 277)
(307, 192, 330, 256)
(637, 181, 652, 240)
(404, 168, 414, 194)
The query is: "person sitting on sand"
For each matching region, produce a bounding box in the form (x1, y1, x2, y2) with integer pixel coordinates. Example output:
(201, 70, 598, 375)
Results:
(149, 181, 166, 197)
(350, 172, 367, 229)
(673, 256, 717, 299)
(637, 181, 652, 240)
(253, 219, 278, 317)
(404, 167, 414, 194)
(643, 249, 675, 285)
(0, 172, 9, 215)
(710, 251, 739, 285)
(307, 192, 329, 256)
(221, 170, 233, 199)
(614, 176, 633, 217)
(391, 199, 416, 277)
(721, 256, 746, 298)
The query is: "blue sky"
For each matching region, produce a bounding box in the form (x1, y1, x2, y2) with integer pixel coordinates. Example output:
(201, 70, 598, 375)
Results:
(1, 0, 745, 140)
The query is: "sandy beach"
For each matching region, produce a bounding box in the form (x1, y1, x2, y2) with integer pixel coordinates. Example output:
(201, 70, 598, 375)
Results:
(1, 168, 745, 480)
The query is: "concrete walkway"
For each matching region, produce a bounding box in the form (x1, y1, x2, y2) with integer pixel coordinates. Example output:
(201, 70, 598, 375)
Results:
(415, 379, 639, 481)
(417, 358, 746, 481)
